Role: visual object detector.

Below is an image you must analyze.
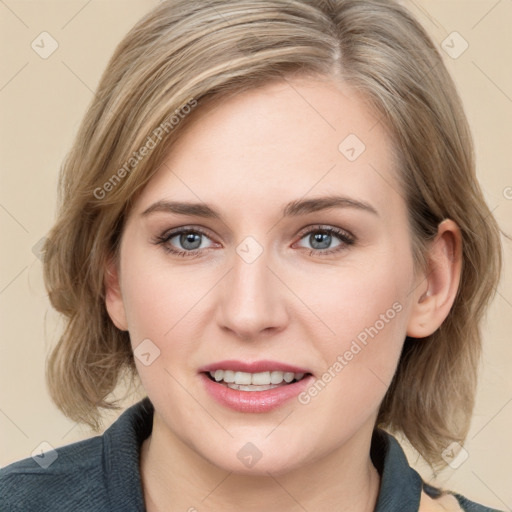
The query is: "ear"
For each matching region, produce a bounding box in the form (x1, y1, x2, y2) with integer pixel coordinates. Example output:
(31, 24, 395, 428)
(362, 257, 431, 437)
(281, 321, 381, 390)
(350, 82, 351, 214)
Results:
(406, 219, 462, 338)
(104, 254, 128, 331)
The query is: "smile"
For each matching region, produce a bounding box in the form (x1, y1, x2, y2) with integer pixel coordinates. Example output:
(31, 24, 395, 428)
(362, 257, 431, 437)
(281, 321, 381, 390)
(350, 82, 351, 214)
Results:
(206, 370, 307, 391)
(198, 360, 315, 412)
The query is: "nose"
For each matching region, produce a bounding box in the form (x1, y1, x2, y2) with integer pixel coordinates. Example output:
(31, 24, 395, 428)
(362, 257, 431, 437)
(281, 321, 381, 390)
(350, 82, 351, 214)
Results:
(216, 241, 289, 341)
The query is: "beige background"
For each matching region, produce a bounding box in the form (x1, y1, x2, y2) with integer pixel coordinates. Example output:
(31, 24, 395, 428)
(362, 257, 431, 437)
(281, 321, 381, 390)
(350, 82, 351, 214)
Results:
(1, 0, 511, 509)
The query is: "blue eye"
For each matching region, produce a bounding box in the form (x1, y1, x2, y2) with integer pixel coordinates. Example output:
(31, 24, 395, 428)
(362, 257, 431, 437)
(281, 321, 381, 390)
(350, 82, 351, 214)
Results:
(153, 225, 355, 258)
(153, 227, 214, 258)
(168, 231, 206, 251)
(294, 225, 355, 256)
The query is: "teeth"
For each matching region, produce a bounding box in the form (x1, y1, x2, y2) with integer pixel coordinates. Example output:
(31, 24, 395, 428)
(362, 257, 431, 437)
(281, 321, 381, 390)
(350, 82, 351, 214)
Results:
(283, 372, 295, 383)
(223, 370, 236, 383)
(226, 383, 281, 391)
(234, 371, 252, 385)
(270, 371, 284, 384)
(251, 371, 271, 385)
(209, 370, 306, 386)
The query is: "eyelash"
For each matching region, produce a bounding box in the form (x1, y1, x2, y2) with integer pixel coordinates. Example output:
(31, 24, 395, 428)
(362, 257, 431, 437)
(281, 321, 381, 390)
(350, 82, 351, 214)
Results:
(152, 225, 356, 258)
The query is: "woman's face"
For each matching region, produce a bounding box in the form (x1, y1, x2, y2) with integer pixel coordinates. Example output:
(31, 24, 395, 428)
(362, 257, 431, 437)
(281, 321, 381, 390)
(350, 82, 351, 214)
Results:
(109, 76, 424, 475)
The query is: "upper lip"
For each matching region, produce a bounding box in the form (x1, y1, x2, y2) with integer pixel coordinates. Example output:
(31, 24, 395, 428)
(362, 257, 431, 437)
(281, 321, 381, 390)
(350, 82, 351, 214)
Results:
(199, 359, 312, 374)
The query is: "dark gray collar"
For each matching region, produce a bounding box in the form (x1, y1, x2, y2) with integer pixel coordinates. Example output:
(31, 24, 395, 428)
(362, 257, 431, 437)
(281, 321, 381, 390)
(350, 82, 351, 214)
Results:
(370, 427, 424, 511)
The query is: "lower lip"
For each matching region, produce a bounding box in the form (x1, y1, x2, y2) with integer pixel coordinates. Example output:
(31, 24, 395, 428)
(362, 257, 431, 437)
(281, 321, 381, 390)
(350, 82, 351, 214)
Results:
(199, 373, 315, 413)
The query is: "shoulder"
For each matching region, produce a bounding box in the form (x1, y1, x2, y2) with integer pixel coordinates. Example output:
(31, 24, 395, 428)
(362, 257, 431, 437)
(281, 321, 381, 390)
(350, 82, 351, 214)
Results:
(0, 397, 153, 512)
(0, 435, 106, 512)
(420, 482, 505, 512)
(372, 428, 505, 512)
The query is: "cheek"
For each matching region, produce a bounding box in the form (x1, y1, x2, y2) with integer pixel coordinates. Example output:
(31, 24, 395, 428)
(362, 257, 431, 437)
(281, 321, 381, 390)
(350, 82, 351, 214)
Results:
(298, 247, 412, 349)
(119, 261, 194, 402)
(122, 272, 173, 342)
(119, 245, 219, 386)
(295, 249, 414, 417)
(119, 238, 199, 339)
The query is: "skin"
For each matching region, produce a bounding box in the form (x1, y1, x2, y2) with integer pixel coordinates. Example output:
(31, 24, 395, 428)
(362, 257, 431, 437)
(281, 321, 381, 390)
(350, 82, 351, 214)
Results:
(105, 75, 462, 512)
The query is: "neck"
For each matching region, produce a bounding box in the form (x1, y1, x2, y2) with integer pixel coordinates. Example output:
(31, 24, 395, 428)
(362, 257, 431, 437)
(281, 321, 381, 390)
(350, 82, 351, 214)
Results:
(140, 413, 381, 512)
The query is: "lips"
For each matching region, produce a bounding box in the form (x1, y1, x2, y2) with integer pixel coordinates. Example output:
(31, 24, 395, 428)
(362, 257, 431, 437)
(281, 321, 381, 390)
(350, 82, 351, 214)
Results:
(198, 359, 312, 374)
(198, 359, 314, 413)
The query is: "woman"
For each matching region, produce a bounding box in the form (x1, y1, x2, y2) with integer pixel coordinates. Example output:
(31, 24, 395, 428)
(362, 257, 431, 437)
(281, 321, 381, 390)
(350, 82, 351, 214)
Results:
(0, 1, 506, 511)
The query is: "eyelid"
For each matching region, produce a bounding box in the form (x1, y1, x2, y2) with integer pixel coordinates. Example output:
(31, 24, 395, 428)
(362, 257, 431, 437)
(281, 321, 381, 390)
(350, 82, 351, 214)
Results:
(159, 224, 214, 240)
(294, 223, 354, 241)
(157, 225, 220, 249)
(156, 223, 354, 242)
(153, 223, 356, 257)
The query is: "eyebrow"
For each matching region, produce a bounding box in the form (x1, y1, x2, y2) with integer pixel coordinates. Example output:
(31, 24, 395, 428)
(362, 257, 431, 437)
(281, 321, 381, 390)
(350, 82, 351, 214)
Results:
(140, 194, 379, 220)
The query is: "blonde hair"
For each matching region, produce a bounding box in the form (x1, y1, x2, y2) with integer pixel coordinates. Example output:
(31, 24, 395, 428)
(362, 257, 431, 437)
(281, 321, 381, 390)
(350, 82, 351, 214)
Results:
(43, 0, 503, 472)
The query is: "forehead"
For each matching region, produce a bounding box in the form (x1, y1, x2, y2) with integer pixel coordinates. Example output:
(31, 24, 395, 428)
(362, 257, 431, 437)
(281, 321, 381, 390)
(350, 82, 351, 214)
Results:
(133, 77, 404, 222)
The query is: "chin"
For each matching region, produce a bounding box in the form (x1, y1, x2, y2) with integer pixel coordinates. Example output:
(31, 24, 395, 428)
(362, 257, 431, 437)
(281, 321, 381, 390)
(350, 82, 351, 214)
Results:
(214, 454, 304, 477)
(195, 435, 310, 476)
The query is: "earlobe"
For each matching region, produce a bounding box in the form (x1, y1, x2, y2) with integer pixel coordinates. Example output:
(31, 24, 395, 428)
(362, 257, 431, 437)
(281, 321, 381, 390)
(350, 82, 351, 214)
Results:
(104, 255, 129, 331)
(406, 219, 462, 339)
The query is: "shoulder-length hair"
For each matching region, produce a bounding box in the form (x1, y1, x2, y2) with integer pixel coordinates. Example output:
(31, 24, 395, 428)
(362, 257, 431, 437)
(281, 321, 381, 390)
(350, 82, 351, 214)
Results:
(43, 0, 503, 472)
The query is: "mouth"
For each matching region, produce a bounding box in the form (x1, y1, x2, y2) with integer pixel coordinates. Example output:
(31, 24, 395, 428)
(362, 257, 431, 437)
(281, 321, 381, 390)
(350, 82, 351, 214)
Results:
(198, 360, 314, 412)
(203, 369, 312, 392)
